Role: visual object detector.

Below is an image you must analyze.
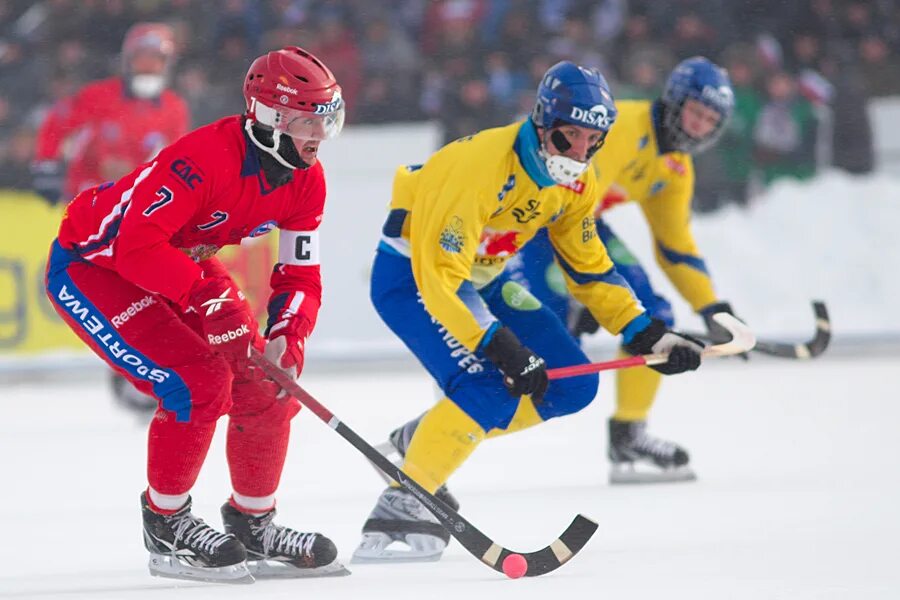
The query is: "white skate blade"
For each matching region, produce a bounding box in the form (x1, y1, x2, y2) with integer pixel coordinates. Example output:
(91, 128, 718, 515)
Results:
(248, 558, 351, 578)
(609, 463, 697, 485)
(351, 532, 446, 564)
(148, 553, 254, 584)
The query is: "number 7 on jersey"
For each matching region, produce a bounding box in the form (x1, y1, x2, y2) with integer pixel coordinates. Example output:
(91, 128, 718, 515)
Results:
(143, 185, 174, 216)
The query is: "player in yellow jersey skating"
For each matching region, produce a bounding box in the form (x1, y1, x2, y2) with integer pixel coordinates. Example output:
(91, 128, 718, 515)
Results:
(352, 61, 705, 563)
(503, 56, 744, 484)
(378, 58, 743, 489)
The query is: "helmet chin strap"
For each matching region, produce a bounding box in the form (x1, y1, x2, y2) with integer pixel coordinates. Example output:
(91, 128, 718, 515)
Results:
(244, 118, 299, 170)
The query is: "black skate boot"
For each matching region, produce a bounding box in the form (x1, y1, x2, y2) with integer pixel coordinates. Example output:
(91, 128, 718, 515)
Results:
(221, 502, 349, 578)
(141, 492, 252, 584)
(373, 414, 460, 511)
(607, 418, 697, 484)
(351, 486, 450, 563)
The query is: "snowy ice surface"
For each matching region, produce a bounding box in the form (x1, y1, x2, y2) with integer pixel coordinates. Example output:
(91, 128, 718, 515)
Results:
(1, 354, 898, 599)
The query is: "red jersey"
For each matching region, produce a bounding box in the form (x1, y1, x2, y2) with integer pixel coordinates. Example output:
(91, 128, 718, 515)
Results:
(35, 77, 189, 197)
(58, 115, 325, 333)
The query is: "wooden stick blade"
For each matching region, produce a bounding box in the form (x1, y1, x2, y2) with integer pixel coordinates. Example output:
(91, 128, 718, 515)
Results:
(548, 312, 755, 379)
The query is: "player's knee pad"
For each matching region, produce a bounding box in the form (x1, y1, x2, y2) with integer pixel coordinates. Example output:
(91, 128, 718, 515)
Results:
(229, 376, 301, 432)
(446, 374, 520, 432)
(172, 353, 233, 422)
(534, 372, 599, 420)
(230, 398, 301, 433)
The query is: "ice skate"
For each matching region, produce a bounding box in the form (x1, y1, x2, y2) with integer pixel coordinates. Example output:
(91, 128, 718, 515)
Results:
(351, 486, 449, 563)
(221, 502, 349, 578)
(372, 415, 460, 511)
(141, 492, 253, 584)
(608, 418, 697, 484)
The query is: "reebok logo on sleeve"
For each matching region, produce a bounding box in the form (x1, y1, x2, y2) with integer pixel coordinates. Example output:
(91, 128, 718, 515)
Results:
(200, 288, 234, 316)
(207, 324, 251, 346)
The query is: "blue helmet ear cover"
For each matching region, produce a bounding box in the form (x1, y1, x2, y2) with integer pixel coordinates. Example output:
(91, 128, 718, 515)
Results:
(532, 61, 618, 133)
(660, 56, 735, 154)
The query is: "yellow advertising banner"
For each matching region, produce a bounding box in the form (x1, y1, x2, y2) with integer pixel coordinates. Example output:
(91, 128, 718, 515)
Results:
(0, 192, 276, 356)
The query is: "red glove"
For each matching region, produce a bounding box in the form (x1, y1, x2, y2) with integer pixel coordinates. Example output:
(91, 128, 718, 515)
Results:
(264, 315, 310, 383)
(187, 276, 256, 367)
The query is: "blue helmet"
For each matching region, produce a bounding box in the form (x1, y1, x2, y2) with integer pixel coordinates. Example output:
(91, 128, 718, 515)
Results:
(532, 61, 617, 133)
(660, 56, 734, 154)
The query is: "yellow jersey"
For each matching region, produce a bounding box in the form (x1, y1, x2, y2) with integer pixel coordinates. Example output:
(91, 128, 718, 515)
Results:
(591, 100, 717, 311)
(379, 120, 645, 352)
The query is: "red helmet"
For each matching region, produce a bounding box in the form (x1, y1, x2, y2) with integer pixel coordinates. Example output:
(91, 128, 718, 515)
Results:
(122, 22, 176, 60)
(243, 47, 345, 142)
(121, 23, 176, 98)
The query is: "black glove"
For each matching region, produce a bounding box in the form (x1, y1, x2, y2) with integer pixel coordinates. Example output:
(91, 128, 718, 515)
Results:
(568, 304, 600, 338)
(31, 160, 65, 205)
(624, 318, 704, 375)
(482, 326, 549, 402)
(700, 301, 749, 360)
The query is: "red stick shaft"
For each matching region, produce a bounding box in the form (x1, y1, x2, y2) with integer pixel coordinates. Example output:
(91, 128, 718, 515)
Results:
(547, 355, 648, 380)
(251, 349, 336, 423)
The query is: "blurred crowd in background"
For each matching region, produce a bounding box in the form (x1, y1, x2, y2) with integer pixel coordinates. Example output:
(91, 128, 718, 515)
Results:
(0, 0, 897, 211)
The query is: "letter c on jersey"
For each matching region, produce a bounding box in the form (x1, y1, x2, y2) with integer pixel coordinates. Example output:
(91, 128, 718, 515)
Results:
(295, 235, 311, 261)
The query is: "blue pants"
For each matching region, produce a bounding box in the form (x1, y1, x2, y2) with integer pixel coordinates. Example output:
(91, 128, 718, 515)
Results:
(370, 248, 598, 431)
(507, 219, 674, 329)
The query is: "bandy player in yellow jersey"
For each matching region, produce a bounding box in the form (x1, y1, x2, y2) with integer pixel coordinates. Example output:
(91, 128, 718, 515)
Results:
(503, 56, 744, 484)
(351, 61, 706, 563)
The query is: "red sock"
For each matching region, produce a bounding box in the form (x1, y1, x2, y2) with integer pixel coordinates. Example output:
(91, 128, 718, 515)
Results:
(226, 418, 290, 499)
(147, 410, 217, 496)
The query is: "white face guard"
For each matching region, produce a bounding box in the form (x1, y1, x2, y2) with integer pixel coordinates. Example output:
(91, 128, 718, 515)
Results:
(251, 95, 345, 141)
(130, 74, 166, 98)
(539, 149, 589, 185)
(245, 95, 345, 168)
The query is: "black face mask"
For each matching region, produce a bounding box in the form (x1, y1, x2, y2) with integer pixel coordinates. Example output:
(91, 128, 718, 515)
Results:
(548, 127, 606, 160)
(249, 122, 310, 186)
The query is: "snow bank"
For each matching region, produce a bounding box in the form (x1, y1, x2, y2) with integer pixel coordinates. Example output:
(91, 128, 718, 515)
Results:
(603, 169, 900, 338)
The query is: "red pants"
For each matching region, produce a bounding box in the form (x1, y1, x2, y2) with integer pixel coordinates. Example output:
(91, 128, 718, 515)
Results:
(46, 240, 301, 498)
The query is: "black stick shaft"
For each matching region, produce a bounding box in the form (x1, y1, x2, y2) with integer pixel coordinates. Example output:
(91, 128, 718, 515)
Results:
(250, 348, 597, 577)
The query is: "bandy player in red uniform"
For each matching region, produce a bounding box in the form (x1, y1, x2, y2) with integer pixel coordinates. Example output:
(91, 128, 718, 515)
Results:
(32, 23, 189, 204)
(44, 47, 347, 583)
